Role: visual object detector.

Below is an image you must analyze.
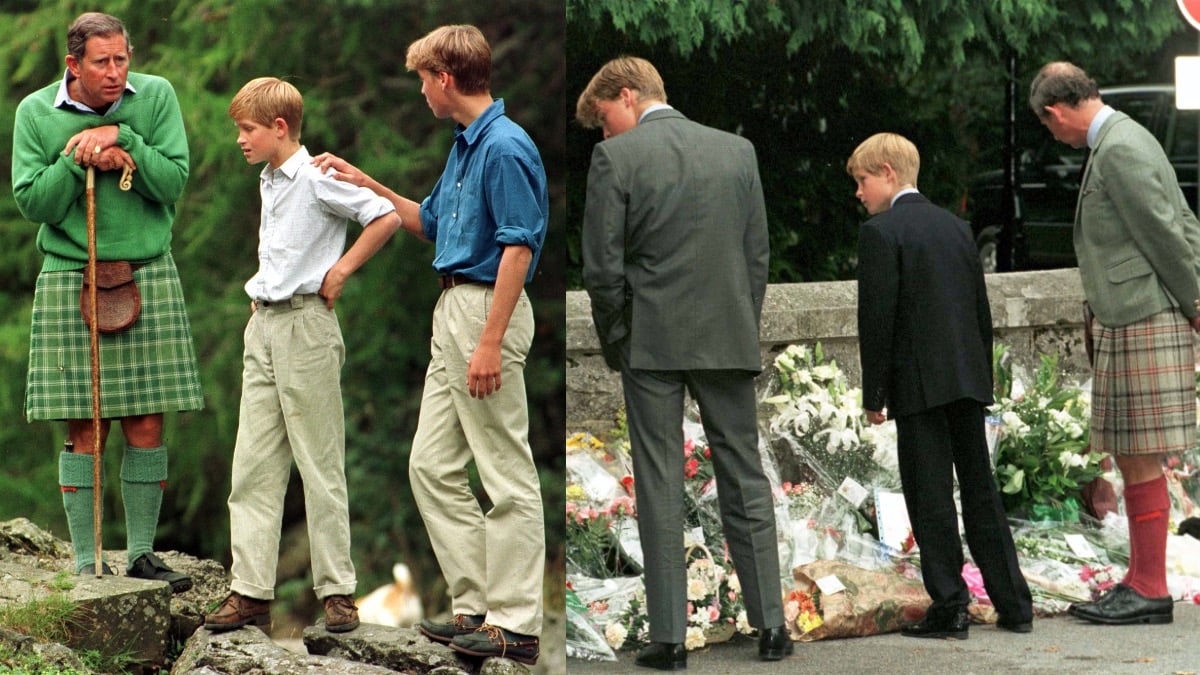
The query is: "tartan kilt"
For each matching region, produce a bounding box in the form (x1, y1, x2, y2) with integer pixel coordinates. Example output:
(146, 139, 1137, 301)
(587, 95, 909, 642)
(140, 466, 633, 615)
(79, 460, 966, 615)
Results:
(1090, 309, 1196, 456)
(25, 252, 204, 421)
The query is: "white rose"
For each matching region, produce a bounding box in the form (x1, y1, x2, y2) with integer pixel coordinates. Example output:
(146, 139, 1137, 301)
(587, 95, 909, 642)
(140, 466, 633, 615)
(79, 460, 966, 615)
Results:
(605, 622, 628, 649)
(684, 626, 707, 650)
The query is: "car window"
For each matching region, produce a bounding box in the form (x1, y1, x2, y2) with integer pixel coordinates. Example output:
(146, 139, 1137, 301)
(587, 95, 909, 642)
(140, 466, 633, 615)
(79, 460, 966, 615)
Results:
(1105, 92, 1164, 133)
(1168, 108, 1198, 160)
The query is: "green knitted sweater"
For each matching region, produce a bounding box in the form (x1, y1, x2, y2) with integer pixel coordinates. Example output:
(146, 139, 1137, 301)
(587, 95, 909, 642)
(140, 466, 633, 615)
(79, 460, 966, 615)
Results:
(12, 72, 189, 271)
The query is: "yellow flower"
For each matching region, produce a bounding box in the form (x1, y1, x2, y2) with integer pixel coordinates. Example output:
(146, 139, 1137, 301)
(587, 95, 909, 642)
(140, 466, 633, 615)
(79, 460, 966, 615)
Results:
(565, 484, 587, 502)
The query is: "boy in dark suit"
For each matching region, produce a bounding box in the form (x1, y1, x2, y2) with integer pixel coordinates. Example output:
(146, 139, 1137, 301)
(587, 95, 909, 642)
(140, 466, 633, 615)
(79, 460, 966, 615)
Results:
(850, 133, 1033, 638)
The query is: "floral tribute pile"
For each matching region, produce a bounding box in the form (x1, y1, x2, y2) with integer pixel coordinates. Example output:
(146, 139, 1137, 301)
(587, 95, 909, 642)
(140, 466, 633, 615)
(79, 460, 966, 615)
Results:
(565, 344, 1200, 662)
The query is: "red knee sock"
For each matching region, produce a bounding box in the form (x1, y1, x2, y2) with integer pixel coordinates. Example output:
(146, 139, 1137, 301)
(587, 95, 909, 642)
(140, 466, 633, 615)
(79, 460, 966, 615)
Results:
(1122, 474, 1169, 598)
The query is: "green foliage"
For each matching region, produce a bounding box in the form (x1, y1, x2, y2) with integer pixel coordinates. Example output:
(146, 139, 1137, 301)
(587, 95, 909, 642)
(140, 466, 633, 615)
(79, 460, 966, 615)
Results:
(565, 1, 1193, 285)
(991, 353, 1107, 521)
(0, 0, 564, 619)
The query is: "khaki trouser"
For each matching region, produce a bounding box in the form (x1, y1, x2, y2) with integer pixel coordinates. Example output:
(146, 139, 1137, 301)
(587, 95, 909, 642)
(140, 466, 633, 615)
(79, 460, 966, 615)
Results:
(228, 295, 356, 600)
(410, 284, 544, 636)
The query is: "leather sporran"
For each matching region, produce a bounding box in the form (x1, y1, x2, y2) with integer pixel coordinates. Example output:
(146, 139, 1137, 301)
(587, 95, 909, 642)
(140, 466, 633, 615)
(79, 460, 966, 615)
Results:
(80, 261, 141, 333)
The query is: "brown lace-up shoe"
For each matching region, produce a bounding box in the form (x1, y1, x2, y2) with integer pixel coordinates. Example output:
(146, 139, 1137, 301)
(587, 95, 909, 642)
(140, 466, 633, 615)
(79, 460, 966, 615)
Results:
(204, 592, 271, 632)
(323, 594, 360, 632)
(418, 613, 486, 644)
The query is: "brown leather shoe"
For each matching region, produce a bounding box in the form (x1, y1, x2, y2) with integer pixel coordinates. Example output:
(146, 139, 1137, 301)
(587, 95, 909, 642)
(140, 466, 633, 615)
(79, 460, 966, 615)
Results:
(204, 592, 270, 632)
(324, 594, 360, 632)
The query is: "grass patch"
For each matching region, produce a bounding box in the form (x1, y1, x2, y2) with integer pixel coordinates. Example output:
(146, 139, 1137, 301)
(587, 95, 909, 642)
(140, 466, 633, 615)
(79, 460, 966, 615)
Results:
(0, 593, 137, 674)
(0, 595, 77, 645)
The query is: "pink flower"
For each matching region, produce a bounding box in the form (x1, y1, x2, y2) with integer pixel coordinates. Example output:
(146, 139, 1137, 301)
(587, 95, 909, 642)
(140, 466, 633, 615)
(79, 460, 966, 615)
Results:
(962, 563, 991, 604)
(684, 439, 696, 457)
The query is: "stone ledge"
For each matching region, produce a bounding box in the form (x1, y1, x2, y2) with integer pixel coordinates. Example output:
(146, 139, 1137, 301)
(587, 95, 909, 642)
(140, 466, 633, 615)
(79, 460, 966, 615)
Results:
(0, 559, 170, 668)
(567, 269, 1089, 433)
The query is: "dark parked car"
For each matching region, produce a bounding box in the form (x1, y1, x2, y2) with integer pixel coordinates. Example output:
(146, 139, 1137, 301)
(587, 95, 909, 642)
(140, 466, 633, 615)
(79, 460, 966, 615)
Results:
(966, 85, 1199, 272)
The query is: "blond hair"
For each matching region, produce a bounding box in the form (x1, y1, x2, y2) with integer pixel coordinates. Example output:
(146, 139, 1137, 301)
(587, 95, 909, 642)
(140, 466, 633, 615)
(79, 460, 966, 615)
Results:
(228, 77, 304, 140)
(575, 56, 667, 129)
(846, 132, 920, 186)
(405, 25, 491, 95)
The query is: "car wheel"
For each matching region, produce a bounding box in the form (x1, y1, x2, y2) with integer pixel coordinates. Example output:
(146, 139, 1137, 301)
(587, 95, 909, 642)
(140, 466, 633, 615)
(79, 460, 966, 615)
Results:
(976, 226, 1000, 274)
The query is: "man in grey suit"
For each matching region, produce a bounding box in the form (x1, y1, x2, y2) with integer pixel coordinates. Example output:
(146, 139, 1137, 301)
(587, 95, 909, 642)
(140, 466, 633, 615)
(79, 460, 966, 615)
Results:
(576, 56, 789, 669)
(1031, 61, 1200, 625)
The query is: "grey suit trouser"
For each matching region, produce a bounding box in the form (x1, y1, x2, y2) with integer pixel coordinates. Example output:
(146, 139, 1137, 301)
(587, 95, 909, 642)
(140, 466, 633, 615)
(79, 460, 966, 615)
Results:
(620, 361, 784, 642)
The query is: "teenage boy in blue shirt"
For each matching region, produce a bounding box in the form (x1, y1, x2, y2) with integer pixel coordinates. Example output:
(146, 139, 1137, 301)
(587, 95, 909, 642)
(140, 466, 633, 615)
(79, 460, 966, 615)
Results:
(313, 24, 548, 665)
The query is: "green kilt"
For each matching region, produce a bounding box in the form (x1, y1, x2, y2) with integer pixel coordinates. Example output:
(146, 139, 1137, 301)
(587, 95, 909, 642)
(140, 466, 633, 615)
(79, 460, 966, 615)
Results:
(1091, 309, 1196, 456)
(25, 252, 204, 421)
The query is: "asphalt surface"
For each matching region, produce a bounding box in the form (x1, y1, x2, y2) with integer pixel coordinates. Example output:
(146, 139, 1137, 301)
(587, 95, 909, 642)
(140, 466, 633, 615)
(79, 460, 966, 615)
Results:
(566, 603, 1200, 674)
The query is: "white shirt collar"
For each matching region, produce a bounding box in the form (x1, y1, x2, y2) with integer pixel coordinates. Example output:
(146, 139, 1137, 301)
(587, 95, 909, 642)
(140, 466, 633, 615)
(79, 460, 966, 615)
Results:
(53, 68, 137, 115)
(638, 103, 673, 123)
(1088, 105, 1116, 149)
(891, 187, 919, 207)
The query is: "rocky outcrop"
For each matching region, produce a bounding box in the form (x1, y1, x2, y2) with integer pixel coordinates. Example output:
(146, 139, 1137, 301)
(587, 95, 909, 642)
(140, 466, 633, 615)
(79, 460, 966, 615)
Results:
(0, 519, 536, 674)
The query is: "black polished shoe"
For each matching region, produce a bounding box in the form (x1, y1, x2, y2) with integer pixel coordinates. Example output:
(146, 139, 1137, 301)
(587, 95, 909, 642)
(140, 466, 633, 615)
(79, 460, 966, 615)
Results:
(635, 642, 686, 671)
(1070, 584, 1173, 625)
(127, 552, 193, 593)
(996, 616, 1033, 633)
(758, 625, 793, 660)
(78, 562, 115, 576)
(902, 607, 969, 639)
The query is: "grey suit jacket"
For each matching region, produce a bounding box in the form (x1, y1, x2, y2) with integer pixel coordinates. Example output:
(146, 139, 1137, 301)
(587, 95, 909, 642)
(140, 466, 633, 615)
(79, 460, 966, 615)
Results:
(1075, 110, 1200, 327)
(581, 109, 769, 371)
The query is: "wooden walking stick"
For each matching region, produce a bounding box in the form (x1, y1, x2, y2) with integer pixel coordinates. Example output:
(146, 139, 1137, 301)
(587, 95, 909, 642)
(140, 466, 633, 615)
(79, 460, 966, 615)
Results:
(86, 165, 102, 578)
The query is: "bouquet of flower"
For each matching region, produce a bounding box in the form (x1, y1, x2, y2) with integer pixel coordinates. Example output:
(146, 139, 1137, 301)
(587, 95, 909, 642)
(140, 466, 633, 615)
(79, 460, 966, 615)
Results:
(566, 432, 641, 578)
(991, 348, 1108, 520)
(603, 543, 754, 651)
(764, 343, 892, 495)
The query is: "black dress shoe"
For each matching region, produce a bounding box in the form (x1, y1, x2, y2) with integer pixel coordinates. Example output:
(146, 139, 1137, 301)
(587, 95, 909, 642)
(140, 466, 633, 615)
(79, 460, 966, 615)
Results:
(127, 552, 193, 593)
(996, 616, 1033, 633)
(902, 607, 969, 639)
(78, 562, 115, 576)
(635, 642, 686, 671)
(758, 625, 793, 661)
(1070, 583, 1173, 625)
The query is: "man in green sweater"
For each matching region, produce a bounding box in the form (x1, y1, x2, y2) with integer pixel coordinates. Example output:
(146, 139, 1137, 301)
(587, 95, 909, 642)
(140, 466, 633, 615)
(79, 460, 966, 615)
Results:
(11, 11, 202, 591)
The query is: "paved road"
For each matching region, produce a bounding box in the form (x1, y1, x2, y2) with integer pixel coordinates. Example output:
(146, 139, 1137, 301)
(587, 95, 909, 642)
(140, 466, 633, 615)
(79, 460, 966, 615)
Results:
(567, 603, 1200, 674)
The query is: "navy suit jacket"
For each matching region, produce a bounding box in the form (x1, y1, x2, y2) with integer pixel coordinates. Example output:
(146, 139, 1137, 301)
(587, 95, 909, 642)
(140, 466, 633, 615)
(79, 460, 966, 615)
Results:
(856, 193, 994, 418)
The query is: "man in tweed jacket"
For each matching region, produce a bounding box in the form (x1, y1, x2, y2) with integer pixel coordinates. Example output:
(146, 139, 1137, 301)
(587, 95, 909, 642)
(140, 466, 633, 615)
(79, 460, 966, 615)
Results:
(1030, 61, 1200, 625)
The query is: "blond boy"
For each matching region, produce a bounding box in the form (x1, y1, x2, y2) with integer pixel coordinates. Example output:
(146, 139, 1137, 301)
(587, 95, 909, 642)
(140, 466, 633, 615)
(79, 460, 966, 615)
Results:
(205, 77, 401, 633)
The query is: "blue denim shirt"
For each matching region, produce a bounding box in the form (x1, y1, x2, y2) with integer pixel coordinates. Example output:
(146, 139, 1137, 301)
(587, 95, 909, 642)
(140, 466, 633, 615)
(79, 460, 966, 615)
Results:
(420, 99, 548, 282)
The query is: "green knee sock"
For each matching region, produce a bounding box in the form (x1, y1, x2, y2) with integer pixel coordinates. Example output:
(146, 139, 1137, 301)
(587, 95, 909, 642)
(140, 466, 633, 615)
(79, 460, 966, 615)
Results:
(121, 446, 167, 566)
(60, 451, 101, 573)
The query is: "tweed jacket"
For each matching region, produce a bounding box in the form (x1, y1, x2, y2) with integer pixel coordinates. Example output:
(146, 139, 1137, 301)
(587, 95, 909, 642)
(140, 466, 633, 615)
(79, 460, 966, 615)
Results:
(1074, 110, 1200, 327)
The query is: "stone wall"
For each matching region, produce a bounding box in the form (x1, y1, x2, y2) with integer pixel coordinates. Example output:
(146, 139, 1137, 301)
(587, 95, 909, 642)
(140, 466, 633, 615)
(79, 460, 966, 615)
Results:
(566, 268, 1090, 434)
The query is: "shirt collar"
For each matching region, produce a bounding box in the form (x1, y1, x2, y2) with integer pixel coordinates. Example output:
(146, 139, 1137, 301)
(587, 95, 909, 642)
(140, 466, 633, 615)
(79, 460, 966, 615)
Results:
(1087, 105, 1116, 149)
(891, 187, 919, 207)
(54, 68, 136, 115)
(261, 145, 311, 181)
(638, 103, 673, 123)
(456, 98, 505, 146)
